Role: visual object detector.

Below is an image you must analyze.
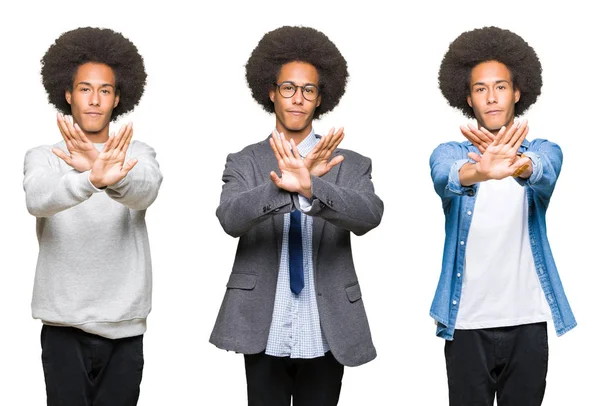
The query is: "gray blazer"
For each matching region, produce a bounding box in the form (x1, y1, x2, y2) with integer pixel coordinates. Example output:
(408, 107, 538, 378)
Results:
(210, 136, 384, 367)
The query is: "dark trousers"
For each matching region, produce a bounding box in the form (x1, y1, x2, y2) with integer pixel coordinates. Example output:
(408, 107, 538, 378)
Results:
(41, 325, 144, 406)
(244, 351, 344, 406)
(445, 322, 548, 406)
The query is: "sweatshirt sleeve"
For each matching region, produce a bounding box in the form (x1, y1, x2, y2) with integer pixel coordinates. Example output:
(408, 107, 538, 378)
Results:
(23, 145, 103, 218)
(105, 140, 163, 210)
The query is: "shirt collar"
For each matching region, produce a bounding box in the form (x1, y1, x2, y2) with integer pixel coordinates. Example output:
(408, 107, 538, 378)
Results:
(273, 128, 318, 158)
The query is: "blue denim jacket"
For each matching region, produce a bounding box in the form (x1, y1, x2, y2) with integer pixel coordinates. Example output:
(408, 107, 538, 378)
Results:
(429, 139, 577, 340)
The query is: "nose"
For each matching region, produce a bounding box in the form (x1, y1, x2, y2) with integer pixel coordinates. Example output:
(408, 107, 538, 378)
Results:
(292, 87, 304, 105)
(89, 91, 100, 106)
(487, 89, 497, 104)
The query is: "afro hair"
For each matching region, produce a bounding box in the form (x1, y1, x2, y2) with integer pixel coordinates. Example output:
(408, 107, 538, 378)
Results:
(245, 26, 348, 120)
(41, 27, 147, 120)
(438, 26, 542, 119)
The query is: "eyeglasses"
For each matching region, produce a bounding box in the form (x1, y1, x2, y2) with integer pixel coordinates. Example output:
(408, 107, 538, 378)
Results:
(274, 81, 320, 101)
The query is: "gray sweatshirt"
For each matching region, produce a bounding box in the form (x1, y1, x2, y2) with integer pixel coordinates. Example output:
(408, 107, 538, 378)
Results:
(23, 140, 163, 339)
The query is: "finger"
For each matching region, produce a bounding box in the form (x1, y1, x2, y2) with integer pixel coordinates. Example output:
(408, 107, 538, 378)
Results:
(272, 130, 290, 159)
(508, 119, 528, 149)
(73, 123, 91, 143)
(479, 127, 496, 144)
(329, 127, 344, 151)
(327, 155, 344, 169)
(121, 158, 138, 174)
(321, 127, 337, 149)
(278, 132, 293, 158)
(103, 135, 116, 152)
(121, 123, 134, 152)
(115, 123, 132, 150)
(460, 128, 486, 153)
(491, 126, 506, 146)
(269, 138, 284, 162)
(65, 116, 83, 142)
(501, 120, 522, 145)
(52, 147, 71, 164)
(467, 152, 482, 162)
(56, 113, 73, 141)
(289, 138, 301, 159)
(269, 171, 282, 188)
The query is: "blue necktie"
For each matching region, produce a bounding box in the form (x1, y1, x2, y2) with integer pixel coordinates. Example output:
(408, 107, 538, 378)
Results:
(289, 209, 304, 295)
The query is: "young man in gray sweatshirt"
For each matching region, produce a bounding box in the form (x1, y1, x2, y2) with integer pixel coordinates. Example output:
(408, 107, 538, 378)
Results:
(23, 27, 162, 406)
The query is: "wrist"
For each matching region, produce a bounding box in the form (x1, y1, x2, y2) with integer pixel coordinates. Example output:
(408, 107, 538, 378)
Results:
(89, 172, 107, 189)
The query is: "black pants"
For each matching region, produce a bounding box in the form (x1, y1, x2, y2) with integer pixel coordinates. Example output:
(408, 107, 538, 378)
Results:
(445, 322, 548, 406)
(244, 351, 344, 406)
(41, 325, 144, 406)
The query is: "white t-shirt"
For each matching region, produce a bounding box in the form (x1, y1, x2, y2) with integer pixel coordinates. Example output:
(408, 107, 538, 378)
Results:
(455, 177, 552, 329)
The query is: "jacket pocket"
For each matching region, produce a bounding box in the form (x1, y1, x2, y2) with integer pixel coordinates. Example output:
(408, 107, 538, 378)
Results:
(226, 273, 257, 290)
(345, 282, 362, 303)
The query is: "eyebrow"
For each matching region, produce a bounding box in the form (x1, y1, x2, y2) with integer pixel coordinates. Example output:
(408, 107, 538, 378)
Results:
(472, 79, 510, 88)
(75, 81, 115, 89)
(280, 80, 319, 87)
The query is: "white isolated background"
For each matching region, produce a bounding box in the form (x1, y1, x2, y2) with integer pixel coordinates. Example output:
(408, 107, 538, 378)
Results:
(0, 1, 596, 405)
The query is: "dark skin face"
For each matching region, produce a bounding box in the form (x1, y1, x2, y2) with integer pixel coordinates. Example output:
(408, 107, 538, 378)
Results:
(269, 61, 322, 145)
(467, 60, 520, 136)
(65, 62, 120, 143)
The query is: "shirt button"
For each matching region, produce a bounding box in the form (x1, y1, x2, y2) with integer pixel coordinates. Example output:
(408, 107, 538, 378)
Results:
(460, 241, 465, 245)
(457, 273, 461, 278)
(452, 300, 457, 305)
(467, 211, 472, 215)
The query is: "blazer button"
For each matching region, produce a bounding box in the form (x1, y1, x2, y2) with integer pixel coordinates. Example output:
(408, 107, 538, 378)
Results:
(467, 190, 475, 197)
(267, 205, 272, 210)
(262, 206, 267, 213)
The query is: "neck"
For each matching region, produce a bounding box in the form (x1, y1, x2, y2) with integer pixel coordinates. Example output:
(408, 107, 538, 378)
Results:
(77, 125, 110, 144)
(276, 124, 313, 146)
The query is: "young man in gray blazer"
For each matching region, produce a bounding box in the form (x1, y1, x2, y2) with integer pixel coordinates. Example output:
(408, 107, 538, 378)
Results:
(210, 26, 384, 406)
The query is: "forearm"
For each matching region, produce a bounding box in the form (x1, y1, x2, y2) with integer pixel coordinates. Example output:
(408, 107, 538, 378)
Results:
(23, 147, 101, 217)
(301, 171, 383, 236)
(105, 164, 163, 210)
(459, 163, 488, 186)
(217, 180, 293, 237)
(105, 141, 163, 210)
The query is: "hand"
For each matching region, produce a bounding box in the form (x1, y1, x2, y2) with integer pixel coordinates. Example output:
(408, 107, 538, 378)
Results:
(460, 123, 495, 154)
(303, 127, 345, 177)
(269, 131, 312, 198)
(89, 122, 138, 188)
(468, 120, 531, 180)
(52, 113, 99, 171)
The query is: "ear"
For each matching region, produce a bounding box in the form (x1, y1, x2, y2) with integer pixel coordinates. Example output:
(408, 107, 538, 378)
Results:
(65, 89, 72, 105)
(269, 88, 275, 103)
(316, 95, 322, 108)
(466, 94, 472, 108)
(514, 88, 521, 103)
(113, 91, 120, 108)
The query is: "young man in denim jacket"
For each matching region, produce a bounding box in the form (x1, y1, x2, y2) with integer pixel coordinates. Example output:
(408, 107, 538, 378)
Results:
(429, 26, 576, 405)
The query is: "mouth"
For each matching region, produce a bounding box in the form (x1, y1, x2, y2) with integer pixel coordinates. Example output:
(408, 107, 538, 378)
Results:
(85, 112, 102, 117)
(287, 110, 306, 116)
(485, 110, 502, 115)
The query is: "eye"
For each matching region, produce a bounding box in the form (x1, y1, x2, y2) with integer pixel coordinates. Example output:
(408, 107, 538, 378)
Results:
(100, 89, 111, 94)
(304, 86, 316, 94)
(497, 85, 506, 90)
(474, 87, 485, 93)
(282, 85, 295, 91)
(80, 87, 90, 92)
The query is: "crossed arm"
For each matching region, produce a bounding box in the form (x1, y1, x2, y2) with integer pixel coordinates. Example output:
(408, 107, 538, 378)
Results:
(458, 120, 533, 186)
(24, 114, 161, 217)
(269, 128, 383, 235)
